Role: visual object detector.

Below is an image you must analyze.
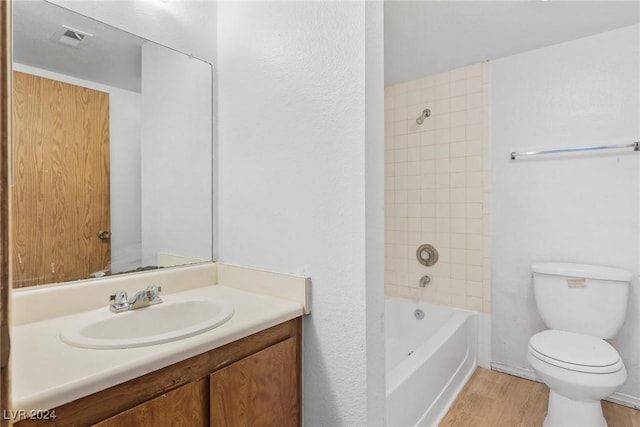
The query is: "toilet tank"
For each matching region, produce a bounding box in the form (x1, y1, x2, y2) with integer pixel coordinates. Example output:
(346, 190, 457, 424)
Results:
(532, 262, 632, 339)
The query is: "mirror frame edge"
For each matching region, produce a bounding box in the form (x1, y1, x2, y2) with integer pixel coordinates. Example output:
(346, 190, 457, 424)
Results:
(1, 0, 12, 421)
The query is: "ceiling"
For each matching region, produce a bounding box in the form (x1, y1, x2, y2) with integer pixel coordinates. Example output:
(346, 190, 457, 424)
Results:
(385, 0, 640, 85)
(14, 1, 640, 90)
(13, 0, 145, 92)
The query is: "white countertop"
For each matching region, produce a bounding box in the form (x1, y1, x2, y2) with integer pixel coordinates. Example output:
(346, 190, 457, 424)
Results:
(11, 263, 309, 413)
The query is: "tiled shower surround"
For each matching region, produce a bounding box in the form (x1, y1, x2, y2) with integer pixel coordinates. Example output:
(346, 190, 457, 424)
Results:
(384, 62, 491, 313)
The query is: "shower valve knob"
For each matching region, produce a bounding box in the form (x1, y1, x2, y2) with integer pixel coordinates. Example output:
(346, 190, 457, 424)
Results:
(416, 243, 438, 266)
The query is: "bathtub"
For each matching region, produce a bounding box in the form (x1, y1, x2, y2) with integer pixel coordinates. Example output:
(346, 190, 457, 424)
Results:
(386, 298, 477, 427)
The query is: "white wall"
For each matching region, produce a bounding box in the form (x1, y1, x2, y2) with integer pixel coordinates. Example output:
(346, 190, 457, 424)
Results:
(217, 2, 385, 425)
(491, 25, 640, 404)
(140, 42, 212, 267)
(13, 63, 143, 274)
(365, 2, 386, 422)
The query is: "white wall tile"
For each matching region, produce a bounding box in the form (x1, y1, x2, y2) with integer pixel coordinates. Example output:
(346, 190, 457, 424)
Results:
(434, 72, 450, 85)
(434, 98, 451, 114)
(465, 108, 483, 125)
(451, 218, 466, 233)
(451, 157, 466, 173)
(450, 111, 466, 128)
(466, 93, 482, 109)
(421, 146, 435, 160)
(435, 173, 450, 188)
(385, 60, 491, 313)
(466, 124, 482, 140)
(435, 114, 451, 129)
(421, 86, 436, 104)
(450, 80, 466, 97)
(465, 63, 482, 78)
(450, 67, 467, 82)
(466, 203, 483, 218)
(436, 217, 451, 233)
(451, 172, 466, 188)
(466, 76, 482, 94)
(435, 83, 450, 100)
(435, 159, 451, 174)
(451, 203, 466, 218)
(451, 233, 466, 249)
(450, 126, 466, 141)
(407, 91, 420, 105)
(451, 142, 466, 158)
(417, 173, 432, 188)
(466, 156, 482, 172)
(467, 265, 484, 282)
(435, 129, 450, 144)
(467, 234, 483, 250)
(466, 218, 483, 235)
(407, 133, 421, 147)
(450, 95, 466, 112)
(466, 140, 482, 156)
(451, 188, 466, 203)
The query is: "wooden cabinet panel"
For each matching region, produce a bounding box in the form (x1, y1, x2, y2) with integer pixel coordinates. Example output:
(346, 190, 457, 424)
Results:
(95, 379, 208, 427)
(210, 337, 300, 427)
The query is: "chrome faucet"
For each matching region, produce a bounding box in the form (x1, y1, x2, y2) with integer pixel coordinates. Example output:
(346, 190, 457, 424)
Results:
(110, 285, 163, 313)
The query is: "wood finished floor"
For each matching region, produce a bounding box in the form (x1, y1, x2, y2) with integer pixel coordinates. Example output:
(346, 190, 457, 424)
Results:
(439, 368, 640, 427)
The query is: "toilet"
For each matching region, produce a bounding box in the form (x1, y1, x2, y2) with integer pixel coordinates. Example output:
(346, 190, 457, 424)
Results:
(527, 262, 631, 427)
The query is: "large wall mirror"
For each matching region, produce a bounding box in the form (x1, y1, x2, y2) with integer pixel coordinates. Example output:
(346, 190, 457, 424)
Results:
(11, 0, 213, 288)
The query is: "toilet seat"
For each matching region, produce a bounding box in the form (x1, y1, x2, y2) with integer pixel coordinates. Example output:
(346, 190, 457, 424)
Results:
(529, 330, 623, 374)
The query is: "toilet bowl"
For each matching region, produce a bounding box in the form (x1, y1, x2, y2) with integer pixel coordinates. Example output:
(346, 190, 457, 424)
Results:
(528, 263, 631, 427)
(527, 330, 627, 427)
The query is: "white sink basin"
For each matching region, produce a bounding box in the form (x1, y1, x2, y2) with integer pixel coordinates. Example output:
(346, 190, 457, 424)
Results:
(60, 297, 234, 349)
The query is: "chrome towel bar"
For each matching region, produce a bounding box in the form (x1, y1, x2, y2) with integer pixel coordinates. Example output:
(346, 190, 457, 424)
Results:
(510, 141, 639, 160)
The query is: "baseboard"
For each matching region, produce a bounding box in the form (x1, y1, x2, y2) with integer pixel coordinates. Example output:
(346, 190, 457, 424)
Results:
(490, 362, 640, 410)
(490, 362, 539, 382)
(607, 392, 640, 410)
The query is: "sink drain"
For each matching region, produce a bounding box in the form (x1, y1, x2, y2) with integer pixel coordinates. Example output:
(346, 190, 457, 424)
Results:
(414, 309, 424, 320)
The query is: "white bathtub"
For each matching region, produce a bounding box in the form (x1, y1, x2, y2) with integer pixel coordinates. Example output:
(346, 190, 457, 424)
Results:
(386, 298, 477, 427)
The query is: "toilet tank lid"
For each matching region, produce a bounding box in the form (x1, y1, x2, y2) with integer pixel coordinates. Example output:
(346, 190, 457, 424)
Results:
(532, 262, 632, 282)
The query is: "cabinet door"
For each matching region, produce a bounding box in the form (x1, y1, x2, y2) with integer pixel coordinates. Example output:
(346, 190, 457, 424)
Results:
(95, 378, 209, 427)
(210, 337, 300, 427)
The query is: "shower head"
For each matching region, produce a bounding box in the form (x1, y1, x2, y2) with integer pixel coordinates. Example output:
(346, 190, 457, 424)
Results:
(416, 108, 431, 125)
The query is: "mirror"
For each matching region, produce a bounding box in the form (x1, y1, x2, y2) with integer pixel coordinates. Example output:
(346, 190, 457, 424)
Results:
(11, 0, 213, 288)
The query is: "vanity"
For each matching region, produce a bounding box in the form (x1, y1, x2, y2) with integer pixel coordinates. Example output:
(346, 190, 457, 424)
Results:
(10, 263, 310, 426)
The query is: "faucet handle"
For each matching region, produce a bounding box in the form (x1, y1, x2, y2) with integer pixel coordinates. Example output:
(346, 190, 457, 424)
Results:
(146, 285, 163, 305)
(110, 290, 128, 304)
(146, 285, 162, 296)
(110, 290, 130, 313)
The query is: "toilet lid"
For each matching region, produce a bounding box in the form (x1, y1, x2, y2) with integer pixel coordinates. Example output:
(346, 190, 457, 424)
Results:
(529, 330, 622, 374)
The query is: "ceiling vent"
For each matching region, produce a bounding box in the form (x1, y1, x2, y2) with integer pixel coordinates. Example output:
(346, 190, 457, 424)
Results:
(58, 25, 93, 47)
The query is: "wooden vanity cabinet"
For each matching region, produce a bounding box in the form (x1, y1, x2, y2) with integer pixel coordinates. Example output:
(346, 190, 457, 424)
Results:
(210, 336, 299, 426)
(95, 379, 210, 427)
(16, 318, 301, 427)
